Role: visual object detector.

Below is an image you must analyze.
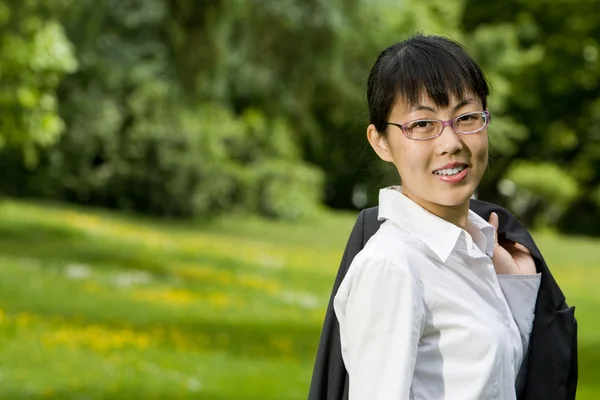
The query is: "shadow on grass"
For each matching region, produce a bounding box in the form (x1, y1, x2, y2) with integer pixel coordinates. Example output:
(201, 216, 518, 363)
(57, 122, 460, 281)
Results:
(0, 222, 268, 278)
(0, 219, 333, 295)
(0, 222, 168, 273)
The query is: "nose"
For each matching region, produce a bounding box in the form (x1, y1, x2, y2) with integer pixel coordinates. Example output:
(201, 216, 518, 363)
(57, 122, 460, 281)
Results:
(435, 124, 464, 155)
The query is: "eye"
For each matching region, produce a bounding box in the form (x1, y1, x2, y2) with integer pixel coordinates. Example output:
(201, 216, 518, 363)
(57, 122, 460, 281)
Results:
(453, 112, 487, 133)
(457, 113, 477, 122)
(408, 120, 434, 129)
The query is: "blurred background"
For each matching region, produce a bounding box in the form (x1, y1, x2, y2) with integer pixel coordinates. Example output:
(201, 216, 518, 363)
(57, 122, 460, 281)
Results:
(0, 0, 598, 398)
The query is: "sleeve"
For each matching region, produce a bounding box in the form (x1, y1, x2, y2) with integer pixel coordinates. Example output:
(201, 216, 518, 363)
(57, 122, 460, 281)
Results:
(334, 256, 425, 400)
(496, 273, 541, 355)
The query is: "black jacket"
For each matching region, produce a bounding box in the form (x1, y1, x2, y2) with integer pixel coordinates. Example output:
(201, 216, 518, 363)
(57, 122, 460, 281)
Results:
(309, 200, 577, 400)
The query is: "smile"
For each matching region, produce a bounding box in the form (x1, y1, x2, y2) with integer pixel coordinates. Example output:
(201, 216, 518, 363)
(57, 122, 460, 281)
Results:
(433, 165, 467, 176)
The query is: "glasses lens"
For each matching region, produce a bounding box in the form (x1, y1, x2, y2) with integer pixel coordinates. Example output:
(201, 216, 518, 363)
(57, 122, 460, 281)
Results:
(406, 120, 442, 139)
(453, 112, 487, 134)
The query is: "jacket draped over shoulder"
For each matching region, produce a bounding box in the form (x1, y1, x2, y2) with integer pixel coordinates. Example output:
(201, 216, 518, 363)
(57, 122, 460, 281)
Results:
(308, 200, 577, 400)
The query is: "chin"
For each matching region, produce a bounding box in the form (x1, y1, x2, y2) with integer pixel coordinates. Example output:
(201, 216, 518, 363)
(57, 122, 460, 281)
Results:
(403, 180, 477, 209)
(433, 186, 476, 207)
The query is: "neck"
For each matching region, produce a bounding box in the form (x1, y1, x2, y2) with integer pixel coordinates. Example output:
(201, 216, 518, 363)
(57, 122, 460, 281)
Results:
(401, 188, 471, 230)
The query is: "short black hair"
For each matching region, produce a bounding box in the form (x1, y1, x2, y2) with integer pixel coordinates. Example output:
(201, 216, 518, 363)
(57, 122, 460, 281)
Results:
(367, 34, 489, 134)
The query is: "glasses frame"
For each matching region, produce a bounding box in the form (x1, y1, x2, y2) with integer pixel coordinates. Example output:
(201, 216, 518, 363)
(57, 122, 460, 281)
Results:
(385, 110, 491, 141)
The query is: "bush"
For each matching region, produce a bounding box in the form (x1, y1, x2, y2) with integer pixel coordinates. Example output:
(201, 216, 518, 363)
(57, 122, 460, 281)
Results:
(1, 80, 323, 220)
(499, 161, 579, 228)
(0, 2, 77, 162)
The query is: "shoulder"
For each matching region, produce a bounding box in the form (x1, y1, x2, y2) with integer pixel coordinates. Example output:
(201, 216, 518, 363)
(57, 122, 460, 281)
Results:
(350, 221, 426, 277)
(335, 224, 427, 311)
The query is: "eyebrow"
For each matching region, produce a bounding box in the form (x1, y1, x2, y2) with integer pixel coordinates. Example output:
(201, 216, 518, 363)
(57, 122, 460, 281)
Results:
(452, 99, 476, 110)
(408, 99, 476, 113)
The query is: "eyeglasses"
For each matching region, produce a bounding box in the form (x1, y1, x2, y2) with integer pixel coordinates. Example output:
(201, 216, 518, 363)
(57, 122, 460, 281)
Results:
(385, 110, 491, 141)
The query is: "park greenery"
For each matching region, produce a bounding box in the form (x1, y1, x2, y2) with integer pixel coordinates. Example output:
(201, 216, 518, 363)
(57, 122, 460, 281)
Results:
(1, 0, 599, 234)
(0, 2, 599, 398)
(0, 199, 599, 399)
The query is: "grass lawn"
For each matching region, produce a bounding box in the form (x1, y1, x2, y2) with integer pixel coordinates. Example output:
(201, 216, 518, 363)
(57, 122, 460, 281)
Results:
(0, 199, 598, 399)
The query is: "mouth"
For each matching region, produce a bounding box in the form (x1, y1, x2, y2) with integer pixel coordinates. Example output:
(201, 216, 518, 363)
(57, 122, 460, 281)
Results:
(432, 163, 470, 183)
(433, 164, 468, 176)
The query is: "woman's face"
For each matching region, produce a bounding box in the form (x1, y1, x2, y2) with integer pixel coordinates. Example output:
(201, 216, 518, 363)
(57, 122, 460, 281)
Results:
(368, 94, 489, 214)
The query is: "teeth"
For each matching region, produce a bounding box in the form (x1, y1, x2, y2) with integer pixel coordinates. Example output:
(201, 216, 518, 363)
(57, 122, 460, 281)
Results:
(434, 165, 466, 176)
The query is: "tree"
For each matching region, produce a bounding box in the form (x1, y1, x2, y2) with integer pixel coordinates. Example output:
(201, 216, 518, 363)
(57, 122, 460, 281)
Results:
(0, 0, 77, 166)
(0, 0, 323, 220)
(462, 0, 600, 233)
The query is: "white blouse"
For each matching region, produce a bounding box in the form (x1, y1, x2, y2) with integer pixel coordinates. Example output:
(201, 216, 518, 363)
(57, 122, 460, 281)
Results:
(334, 187, 541, 400)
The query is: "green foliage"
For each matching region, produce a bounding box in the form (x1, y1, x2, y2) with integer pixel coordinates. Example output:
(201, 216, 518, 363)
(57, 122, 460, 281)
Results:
(0, 0, 77, 164)
(178, 0, 472, 210)
(252, 158, 324, 220)
(196, 106, 324, 219)
(0, 0, 322, 220)
(463, 0, 600, 232)
(39, 89, 323, 219)
(178, 0, 560, 216)
(0, 0, 599, 230)
(502, 161, 579, 228)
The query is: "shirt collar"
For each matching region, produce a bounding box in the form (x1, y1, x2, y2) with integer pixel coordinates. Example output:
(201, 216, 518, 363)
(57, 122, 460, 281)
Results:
(467, 209, 496, 258)
(377, 186, 496, 262)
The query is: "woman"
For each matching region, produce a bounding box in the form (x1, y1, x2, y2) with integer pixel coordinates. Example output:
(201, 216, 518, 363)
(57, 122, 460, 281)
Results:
(309, 34, 577, 400)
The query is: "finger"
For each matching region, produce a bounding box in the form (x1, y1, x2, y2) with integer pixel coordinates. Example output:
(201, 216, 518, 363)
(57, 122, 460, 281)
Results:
(488, 212, 498, 229)
(508, 242, 531, 255)
(499, 239, 525, 250)
(488, 212, 499, 245)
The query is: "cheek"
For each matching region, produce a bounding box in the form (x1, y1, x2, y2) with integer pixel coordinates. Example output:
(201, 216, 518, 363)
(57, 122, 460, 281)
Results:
(466, 135, 489, 164)
(391, 140, 432, 174)
(476, 137, 489, 165)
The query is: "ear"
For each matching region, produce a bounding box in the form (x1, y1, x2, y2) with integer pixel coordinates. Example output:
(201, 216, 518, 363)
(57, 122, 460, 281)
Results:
(367, 124, 394, 163)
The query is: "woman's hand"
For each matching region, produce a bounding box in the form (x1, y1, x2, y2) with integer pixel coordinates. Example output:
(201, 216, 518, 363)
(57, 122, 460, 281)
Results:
(488, 212, 537, 275)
